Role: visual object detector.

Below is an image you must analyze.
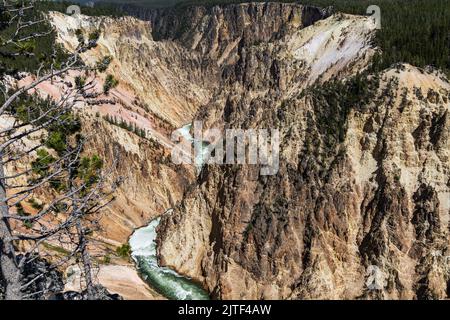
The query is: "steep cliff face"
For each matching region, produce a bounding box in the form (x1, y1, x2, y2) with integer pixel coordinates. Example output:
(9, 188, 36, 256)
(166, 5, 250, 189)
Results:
(152, 7, 450, 300)
(48, 13, 204, 242)
(80, 117, 194, 244)
(145, 3, 332, 61)
(33, 12, 207, 299)
(47, 3, 353, 243)
(46, 2, 450, 300)
(51, 12, 216, 128)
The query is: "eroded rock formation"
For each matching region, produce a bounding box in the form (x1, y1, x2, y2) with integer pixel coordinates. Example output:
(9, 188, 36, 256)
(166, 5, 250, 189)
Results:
(44, 2, 450, 299)
(145, 5, 450, 300)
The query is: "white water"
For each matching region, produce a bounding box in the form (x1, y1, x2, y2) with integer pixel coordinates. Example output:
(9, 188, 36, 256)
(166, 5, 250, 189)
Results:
(129, 217, 209, 300)
(176, 124, 210, 172)
(128, 124, 211, 300)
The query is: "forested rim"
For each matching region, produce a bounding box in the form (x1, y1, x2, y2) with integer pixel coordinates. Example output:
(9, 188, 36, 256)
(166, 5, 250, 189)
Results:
(15, 0, 449, 77)
(0, 2, 119, 74)
(77, 0, 449, 77)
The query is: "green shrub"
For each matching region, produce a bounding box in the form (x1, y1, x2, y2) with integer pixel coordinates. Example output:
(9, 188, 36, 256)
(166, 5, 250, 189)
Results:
(32, 149, 56, 176)
(75, 76, 86, 90)
(23, 221, 33, 229)
(103, 74, 119, 94)
(103, 254, 112, 264)
(53, 202, 68, 214)
(45, 131, 66, 153)
(78, 155, 103, 187)
(16, 203, 29, 217)
(97, 56, 112, 72)
(88, 30, 101, 42)
(28, 198, 44, 210)
(116, 244, 131, 259)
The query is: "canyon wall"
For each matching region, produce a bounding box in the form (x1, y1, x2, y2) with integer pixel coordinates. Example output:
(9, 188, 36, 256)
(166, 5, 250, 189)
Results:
(147, 4, 450, 300)
(47, 2, 450, 299)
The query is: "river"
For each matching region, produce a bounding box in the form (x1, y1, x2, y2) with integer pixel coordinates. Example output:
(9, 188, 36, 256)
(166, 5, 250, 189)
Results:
(129, 124, 211, 300)
(129, 217, 209, 300)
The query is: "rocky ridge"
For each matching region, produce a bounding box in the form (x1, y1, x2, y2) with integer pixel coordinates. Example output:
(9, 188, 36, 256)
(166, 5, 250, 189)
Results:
(146, 5, 450, 300)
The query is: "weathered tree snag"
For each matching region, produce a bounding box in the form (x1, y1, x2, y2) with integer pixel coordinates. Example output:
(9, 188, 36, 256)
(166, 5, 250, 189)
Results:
(0, 0, 116, 300)
(0, 157, 22, 300)
(76, 221, 96, 300)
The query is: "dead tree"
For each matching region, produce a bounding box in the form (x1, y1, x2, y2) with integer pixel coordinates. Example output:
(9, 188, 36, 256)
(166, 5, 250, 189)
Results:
(65, 144, 120, 300)
(0, 0, 117, 300)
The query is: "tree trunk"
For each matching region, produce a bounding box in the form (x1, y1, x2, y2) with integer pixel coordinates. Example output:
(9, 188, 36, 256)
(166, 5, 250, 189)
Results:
(76, 221, 96, 300)
(0, 159, 22, 300)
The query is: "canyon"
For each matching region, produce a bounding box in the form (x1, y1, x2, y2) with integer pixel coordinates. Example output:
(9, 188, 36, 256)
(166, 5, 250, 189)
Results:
(8, 2, 448, 299)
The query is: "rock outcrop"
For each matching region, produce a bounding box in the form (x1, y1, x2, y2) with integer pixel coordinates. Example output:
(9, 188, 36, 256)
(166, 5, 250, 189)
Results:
(47, 12, 202, 245)
(45, 2, 449, 300)
(146, 6, 450, 300)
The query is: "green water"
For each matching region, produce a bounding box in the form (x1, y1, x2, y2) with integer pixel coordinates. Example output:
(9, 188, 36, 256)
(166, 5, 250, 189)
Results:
(128, 124, 211, 300)
(129, 218, 210, 300)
